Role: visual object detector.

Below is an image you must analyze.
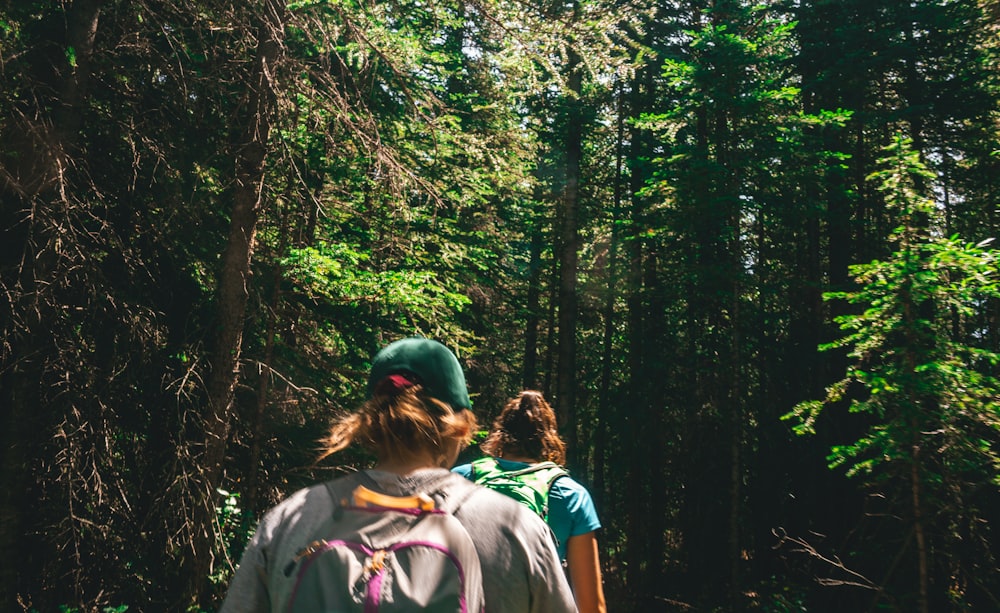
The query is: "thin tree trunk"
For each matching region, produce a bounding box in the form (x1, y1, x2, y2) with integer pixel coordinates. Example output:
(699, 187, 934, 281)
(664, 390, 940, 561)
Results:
(203, 0, 284, 488)
(186, 0, 285, 605)
(911, 444, 929, 613)
(624, 185, 646, 601)
(524, 199, 544, 389)
(902, 276, 929, 613)
(245, 114, 301, 513)
(556, 51, 583, 462)
(728, 239, 743, 605)
(714, 49, 744, 603)
(57, 0, 104, 140)
(624, 66, 650, 602)
(595, 81, 626, 501)
(544, 230, 558, 398)
(245, 263, 281, 513)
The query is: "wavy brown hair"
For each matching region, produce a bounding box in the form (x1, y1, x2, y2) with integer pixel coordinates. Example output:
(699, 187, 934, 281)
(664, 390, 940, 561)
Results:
(480, 390, 566, 465)
(318, 382, 477, 465)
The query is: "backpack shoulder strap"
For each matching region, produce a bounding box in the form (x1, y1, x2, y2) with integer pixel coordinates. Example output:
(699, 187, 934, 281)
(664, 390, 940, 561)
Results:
(502, 461, 567, 479)
(470, 457, 568, 480)
(469, 456, 501, 483)
(514, 463, 568, 507)
(491, 461, 569, 491)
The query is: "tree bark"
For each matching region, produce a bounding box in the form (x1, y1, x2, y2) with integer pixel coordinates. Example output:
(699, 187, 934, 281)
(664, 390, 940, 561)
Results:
(911, 444, 929, 613)
(244, 264, 281, 513)
(523, 199, 544, 389)
(556, 51, 583, 461)
(594, 81, 626, 502)
(185, 0, 286, 605)
(57, 0, 103, 140)
(624, 65, 651, 602)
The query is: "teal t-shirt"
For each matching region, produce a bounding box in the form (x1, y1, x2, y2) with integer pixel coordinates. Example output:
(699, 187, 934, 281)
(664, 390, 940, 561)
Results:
(453, 458, 601, 559)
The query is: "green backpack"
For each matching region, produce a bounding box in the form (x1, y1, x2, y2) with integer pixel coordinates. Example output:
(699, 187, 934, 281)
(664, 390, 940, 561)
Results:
(469, 456, 568, 520)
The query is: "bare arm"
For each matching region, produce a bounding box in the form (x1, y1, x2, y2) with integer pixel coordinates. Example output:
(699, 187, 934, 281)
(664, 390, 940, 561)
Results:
(566, 531, 607, 613)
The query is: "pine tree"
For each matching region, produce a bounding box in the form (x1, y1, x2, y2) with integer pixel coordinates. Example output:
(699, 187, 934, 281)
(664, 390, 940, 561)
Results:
(785, 135, 1000, 611)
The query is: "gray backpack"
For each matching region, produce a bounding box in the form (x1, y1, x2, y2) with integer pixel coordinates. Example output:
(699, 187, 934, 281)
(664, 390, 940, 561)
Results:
(281, 472, 484, 613)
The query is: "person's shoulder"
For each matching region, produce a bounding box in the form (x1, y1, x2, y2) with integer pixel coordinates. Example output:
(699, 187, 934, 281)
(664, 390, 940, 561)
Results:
(549, 472, 592, 498)
(258, 477, 346, 529)
(451, 462, 473, 479)
(456, 486, 557, 556)
(548, 473, 600, 519)
(267, 481, 326, 510)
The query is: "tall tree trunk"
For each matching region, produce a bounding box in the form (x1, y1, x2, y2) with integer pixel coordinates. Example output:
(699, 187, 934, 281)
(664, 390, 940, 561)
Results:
(244, 262, 282, 514)
(556, 52, 583, 462)
(713, 31, 744, 600)
(524, 199, 544, 389)
(901, 272, 930, 613)
(624, 66, 651, 605)
(185, 0, 286, 605)
(543, 258, 557, 397)
(57, 0, 103, 139)
(911, 443, 929, 613)
(643, 242, 669, 593)
(727, 224, 744, 606)
(595, 81, 626, 502)
(245, 122, 302, 513)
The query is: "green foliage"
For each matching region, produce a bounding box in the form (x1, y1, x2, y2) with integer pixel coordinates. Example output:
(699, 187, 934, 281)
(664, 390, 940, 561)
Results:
(280, 243, 471, 328)
(785, 136, 1000, 482)
(752, 576, 810, 612)
(784, 135, 1000, 607)
(2, 0, 1000, 611)
(210, 489, 255, 588)
(49, 606, 128, 613)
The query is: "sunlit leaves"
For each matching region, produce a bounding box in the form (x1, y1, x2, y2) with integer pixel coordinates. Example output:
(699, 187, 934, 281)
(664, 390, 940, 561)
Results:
(280, 244, 471, 329)
(784, 136, 1000, 487)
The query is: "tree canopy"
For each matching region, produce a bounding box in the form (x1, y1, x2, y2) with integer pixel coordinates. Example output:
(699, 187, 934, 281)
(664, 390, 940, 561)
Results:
(2, 0, 999, 611)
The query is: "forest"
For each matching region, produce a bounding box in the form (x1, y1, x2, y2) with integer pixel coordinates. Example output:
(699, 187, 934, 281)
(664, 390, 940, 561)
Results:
(2, 0, 1000, 611)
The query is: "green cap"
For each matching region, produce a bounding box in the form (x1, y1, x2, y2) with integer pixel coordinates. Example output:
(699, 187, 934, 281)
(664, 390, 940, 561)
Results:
(368, 337, 471, 410)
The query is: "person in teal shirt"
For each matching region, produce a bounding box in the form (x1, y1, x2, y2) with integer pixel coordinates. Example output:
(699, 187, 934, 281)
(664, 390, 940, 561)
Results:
(453, 390, 607, 613)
